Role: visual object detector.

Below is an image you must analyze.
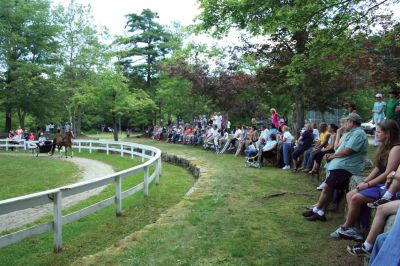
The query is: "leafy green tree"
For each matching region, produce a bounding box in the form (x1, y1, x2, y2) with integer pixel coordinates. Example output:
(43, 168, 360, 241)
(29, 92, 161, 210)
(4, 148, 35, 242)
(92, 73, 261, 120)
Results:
(116, 9, 173, 95)
(0, 0, 62, 131)
(197, 0, 397, 134)
(92, 70, 156, 141)
(58, 0, 109, 134)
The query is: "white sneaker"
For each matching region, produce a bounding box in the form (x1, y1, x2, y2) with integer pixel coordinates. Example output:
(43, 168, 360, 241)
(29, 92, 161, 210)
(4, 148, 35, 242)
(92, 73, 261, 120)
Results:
(317, 182, 326, 191)
(282, 165, 290, 170)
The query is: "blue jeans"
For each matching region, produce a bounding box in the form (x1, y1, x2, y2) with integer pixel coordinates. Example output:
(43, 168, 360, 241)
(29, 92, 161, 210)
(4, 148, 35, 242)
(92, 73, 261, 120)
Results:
(282, 142, 292, 166)
(369, 206, 400, 266)
(303, 148, 314, 169)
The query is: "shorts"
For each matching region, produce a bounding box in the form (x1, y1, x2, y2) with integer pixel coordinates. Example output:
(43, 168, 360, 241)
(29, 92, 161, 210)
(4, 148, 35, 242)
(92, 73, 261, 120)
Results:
(359, 184, 387, 199)
(325, 169, 352, 190)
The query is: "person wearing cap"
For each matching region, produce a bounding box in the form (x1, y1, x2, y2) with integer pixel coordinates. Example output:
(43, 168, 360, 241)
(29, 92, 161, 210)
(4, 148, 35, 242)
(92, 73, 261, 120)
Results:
(303, 113, 369, 221)
(372, 93, 386, 146)
(386, 90, 399, 121)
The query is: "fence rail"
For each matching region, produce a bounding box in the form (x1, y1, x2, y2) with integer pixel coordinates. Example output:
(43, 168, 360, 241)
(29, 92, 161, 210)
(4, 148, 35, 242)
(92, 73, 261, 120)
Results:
(0, 138, 162, 252)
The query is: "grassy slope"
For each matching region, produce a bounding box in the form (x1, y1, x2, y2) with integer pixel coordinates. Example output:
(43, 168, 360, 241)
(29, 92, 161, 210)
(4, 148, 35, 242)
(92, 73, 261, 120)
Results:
(0, 152, 79, 200)
(81, 137, 366, 266)
(0, 150, 194, 266)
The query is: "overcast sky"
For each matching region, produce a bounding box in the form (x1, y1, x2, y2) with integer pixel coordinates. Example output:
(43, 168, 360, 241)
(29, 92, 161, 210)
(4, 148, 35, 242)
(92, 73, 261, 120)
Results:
(53, 0, 201, 36)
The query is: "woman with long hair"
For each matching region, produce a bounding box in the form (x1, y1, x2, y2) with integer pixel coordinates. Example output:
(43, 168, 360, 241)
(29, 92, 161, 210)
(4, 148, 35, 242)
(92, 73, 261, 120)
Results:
(330, 119, 400, 241)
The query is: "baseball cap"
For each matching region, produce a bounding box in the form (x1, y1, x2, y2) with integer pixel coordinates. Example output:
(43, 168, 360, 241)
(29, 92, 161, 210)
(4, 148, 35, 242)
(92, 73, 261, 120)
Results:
(345, 113, 362, 124)
(375, 93, 383, 98)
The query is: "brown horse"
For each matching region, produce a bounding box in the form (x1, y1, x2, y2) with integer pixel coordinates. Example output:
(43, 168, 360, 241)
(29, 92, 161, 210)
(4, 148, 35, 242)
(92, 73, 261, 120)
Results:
(51, 131, 74, 157)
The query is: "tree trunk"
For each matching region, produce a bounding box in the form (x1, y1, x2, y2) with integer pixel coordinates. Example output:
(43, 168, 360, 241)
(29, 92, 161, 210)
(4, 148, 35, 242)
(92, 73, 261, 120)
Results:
(16, 108, 26, 130)
(292, 88, 305, 138)
(5, 106, 12, 132)
(113, 115, 118, 141)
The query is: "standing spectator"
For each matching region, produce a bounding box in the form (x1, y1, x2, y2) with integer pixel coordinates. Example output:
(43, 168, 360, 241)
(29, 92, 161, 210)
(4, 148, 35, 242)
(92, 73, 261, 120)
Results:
(216, 112, 223, 129)
(49, 122, 55, 133)
(372, 93, 386, 146)
(64, 122, 71, 133)
(45, 123, 50, 134)
(226, 119, 231, 134)
(344, 102, 357, 115)
(386, 90, 399, 121)
(279, 112, 288, 127)
(281, 126, 294, 170)
(270, 108, 280, 129)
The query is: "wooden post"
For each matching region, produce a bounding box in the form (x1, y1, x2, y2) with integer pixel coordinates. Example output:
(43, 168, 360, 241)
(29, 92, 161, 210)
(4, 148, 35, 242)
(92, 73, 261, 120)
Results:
(130, 146, 134, 159)
(120, 144, 123, 157)
(144, 166, 149, 197)
(106, 143, 109, 155)
(89, 142, 92, 154)
(156, 158, 162, 185)
(5, 139, 8, 151)
(141, 149, 145, 162)
(115, 175, 122, 216)
(53, 191, 62, 252)
(79, 141, 81, 152)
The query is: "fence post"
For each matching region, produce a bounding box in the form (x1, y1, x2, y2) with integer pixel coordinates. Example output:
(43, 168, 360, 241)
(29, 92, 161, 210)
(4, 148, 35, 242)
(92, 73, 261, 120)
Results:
(156, 157, 162, 185)
(120, 144, 123, 157)
(141, 149, 145, 162)
(106, 143, 109, 155)
(89, 142, 92, 153)
(130, 146, 134, 159)
(144, 166, 149, 197)
(53, 190, 62, 252)
(115, 175, 122, 216)
(23, 140, 27, 151)
(6, 139, 8, 151)
(79, 141, 81, 152)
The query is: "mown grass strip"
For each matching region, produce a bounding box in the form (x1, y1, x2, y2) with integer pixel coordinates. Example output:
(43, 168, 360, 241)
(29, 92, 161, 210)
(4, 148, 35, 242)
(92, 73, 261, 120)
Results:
(0, 150, 194, 266)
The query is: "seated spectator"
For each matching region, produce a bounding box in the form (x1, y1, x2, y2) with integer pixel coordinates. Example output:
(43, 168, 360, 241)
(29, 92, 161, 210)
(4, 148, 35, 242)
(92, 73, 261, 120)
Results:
(292, 123, 314, 171)
(367, 203, 400, 265)
(307, 124, 337, 175)
(261, 134, 278, 163)
(300, 123, 330, 172)
(312, 122, 320, 142)
(266, 123, 278, 141)
(281, 126, 294, 170)
(228, 125, 242, 150)
(236, 126, 258, 156)
(302, 113, 369, 221)
(330, 119, 400, 240)
(347, 199, 399, 257)
(38, 133, 47, 146)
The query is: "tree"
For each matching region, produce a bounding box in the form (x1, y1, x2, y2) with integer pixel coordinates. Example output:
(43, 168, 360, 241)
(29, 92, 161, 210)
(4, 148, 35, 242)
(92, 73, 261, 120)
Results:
(197, 0, 398, 134)
(116, 9, 173, 95)
(92, 70, 156, 141)
(58, 0, 109, 135)
(0, 0, 62, 131)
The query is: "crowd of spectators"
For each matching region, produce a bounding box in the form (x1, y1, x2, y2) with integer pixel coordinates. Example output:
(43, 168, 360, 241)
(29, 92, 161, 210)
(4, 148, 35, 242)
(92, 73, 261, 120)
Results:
(147, 91, 400, 264)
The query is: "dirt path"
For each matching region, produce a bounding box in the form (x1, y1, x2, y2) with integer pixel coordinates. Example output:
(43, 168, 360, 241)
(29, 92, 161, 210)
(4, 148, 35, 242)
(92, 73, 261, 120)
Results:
(0, 156, 114, 232)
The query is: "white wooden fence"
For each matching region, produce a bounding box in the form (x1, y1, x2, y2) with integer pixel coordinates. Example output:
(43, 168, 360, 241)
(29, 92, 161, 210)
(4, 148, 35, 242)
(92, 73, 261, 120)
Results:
(0, 139, 162, 252)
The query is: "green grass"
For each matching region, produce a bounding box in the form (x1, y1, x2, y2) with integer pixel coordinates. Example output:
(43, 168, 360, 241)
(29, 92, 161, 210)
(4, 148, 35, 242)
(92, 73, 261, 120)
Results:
(0, 150, 194, 266)
(0, 152, 79, 200)
(77, 137, 370, 266)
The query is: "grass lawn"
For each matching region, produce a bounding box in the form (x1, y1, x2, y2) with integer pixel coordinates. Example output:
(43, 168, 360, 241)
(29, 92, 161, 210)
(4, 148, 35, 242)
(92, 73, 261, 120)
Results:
(73, 136, 370, 266)
(0, 152, 79, 200)
(0, 150, 194, 266)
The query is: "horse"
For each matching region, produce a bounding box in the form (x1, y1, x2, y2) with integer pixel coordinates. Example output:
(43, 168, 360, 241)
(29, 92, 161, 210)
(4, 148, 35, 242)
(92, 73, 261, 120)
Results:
(50, 130, 74, 157)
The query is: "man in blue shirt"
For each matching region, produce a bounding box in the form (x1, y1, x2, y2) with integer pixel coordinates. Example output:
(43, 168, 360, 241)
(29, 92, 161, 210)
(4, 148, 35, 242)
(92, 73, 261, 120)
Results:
(303, 113, 369, 221)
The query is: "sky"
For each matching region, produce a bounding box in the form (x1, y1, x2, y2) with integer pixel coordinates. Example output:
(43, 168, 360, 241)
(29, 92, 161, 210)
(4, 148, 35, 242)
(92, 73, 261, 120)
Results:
(53, 0, 400, 46)
(54, 0, 201, 35)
